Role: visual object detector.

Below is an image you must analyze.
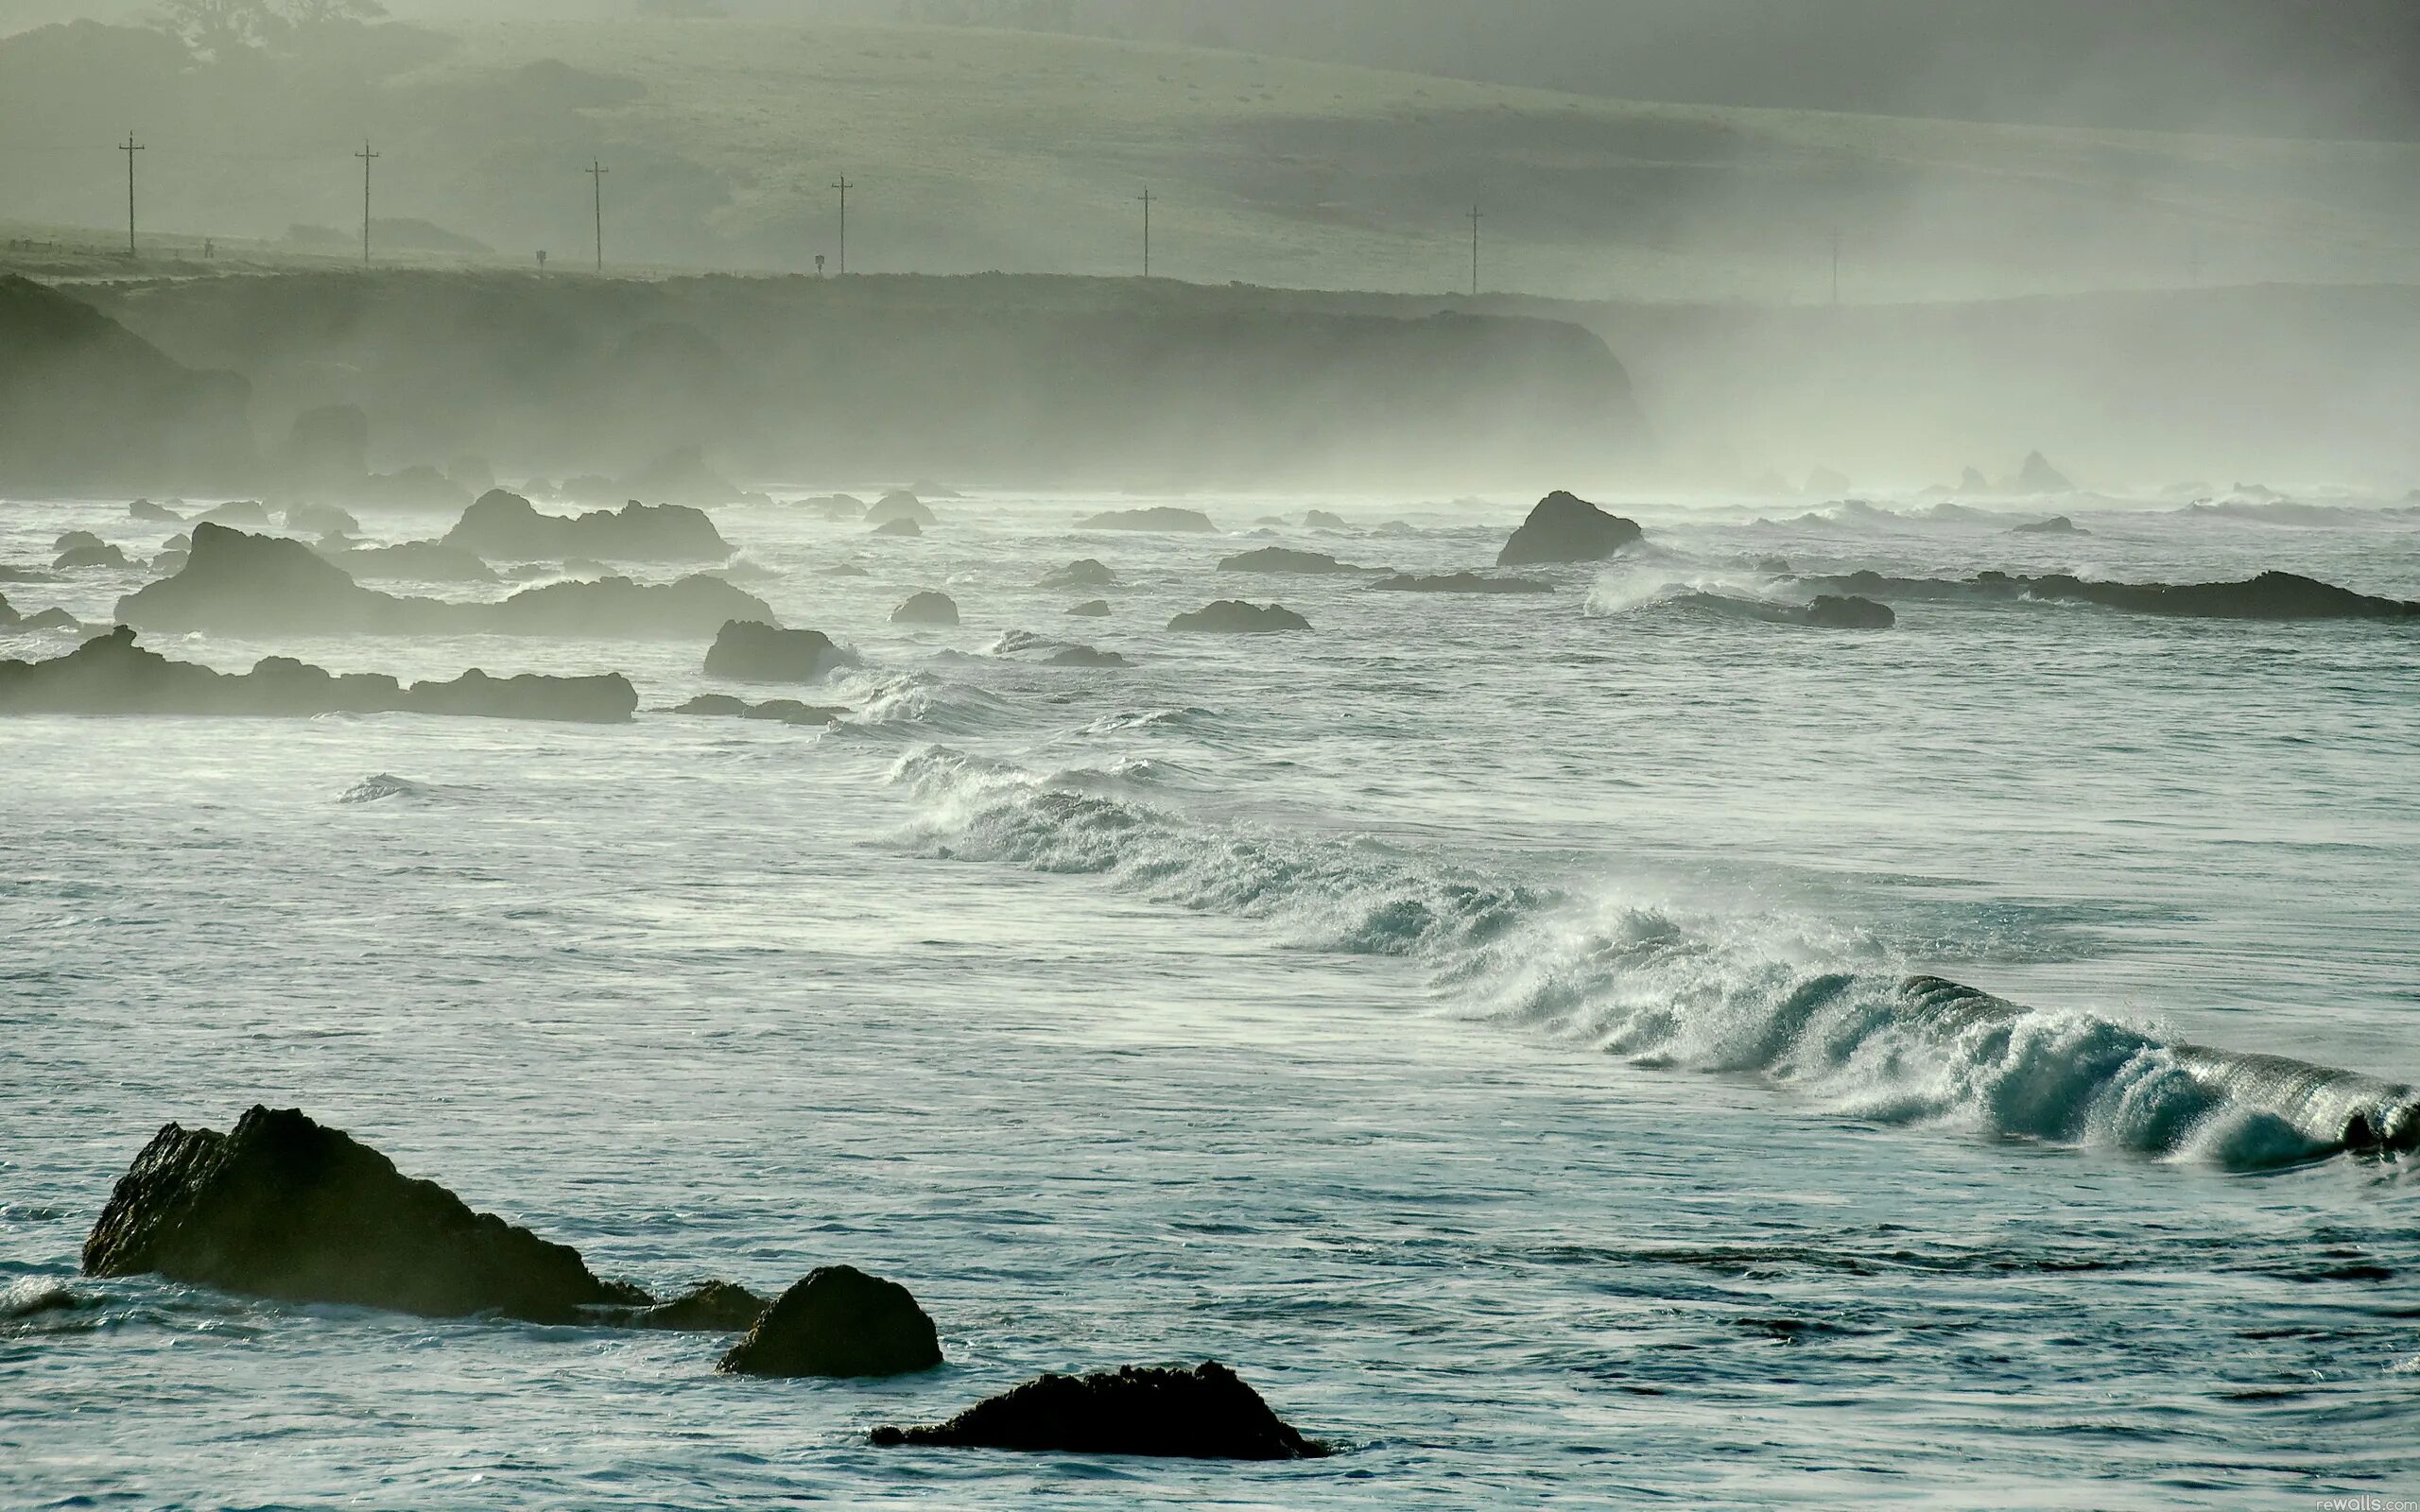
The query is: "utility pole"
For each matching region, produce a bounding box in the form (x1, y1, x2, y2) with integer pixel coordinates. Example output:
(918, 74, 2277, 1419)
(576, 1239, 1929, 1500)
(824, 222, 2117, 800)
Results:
(1830, 229, 1841, 306)
(1138, 188, 1155, 278)
(832, 174, 852, 275)
(355, 139, 380, 266)
(1467, 204, 1482, 298)
(118, 132, 144, 259)
(586, 159, 608, 272)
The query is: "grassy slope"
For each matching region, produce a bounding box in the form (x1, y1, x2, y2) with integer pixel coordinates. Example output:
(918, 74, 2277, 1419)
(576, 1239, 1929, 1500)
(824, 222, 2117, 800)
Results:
(421, 16, 2420, 301)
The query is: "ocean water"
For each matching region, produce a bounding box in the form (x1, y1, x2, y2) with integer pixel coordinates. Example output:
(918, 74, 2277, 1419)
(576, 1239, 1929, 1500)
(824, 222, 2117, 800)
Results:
(2, 487, 2416, 1509)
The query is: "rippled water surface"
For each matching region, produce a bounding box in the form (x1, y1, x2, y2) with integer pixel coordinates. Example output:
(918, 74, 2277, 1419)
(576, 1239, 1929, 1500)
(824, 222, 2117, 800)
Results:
(3, 487, 2417, 1508)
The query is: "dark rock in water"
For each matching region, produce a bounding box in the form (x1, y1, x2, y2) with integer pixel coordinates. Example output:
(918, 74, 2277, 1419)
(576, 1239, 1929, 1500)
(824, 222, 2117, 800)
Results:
(870, 1362, 1330, 1460)
(2011, 515, 2087, 536)
(54, 542, 130, 571)
(704, 620, 854, 682)
(199, 500, 271, 527)
(1079, 507, 1217, 534)
(324, 540, 501, 584)
(799, 493, 869, 519)
(55, 530, 107, 555)
(892, 591, 960, 627)
(2007, 451, 2075, 494)
(672, 694, 845, 727)
(871, 517, 923, 538)
(1066, 600, 1111, 618)
(1041, 559, 1115, 590)
(1048, 646, 1132, 668)
(0, 627, 637, 722)
(1218, 547, 1361, 575)
(865, 490, 936, 528)
(129, 499, 182, 524)
(717, 1265, 942, 1379)
(1302, 509, 1348, 530)
(442, 490, 729, 562)
(1793, 568, 2415, 622)
(1496, 491, 1644, 567)
(0, 594, 82, 635)
(1800, 594, 1896, 629)
(821, 562, 872, 578)
(1372, 573, 1552, 594)
(80, 1106, 650, 1321)
(285, 502, 360, 538)
(118, 525, 769, 638)
(1167, 601, 1309, 634)
(611, 1281, 770, 1332)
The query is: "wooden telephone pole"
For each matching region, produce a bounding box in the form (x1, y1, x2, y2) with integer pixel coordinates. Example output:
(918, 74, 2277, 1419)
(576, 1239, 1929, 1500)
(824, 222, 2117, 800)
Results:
(118, 133, 144, 258)
(355, 139, 380, 265)
(1467, 204, 1482, 297)
(832, 174, 853, 275)
(586, 159, 608, 272)
(1139, 188, 1155, 278)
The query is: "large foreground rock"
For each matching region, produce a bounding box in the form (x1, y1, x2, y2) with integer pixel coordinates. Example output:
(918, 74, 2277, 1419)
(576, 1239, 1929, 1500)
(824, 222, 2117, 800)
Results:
(871, 1363, 1330, 1460)
(1497, 491, 1644, 567)
(717, 1265, 942, 1378)
(704, 620, 854, 681)
(1167, 601, 1309, 634)
(117, 525, 769, 638)
(1078, 507, 1217, 534)
(82, 1107, 648, 1321)
(442, 490, 729, 562)
(0, 627, 638, 722)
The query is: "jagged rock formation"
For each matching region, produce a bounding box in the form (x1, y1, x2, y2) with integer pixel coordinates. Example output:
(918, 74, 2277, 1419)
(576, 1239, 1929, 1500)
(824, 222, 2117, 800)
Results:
(1167, 601, 1310, 633)
(1497, 491, 1645, 567)
(871, 1363, 1330, 1460)
(0, 627, 639, 721)
(2006, 452, 2076, 493)
(717, 1266, 942, 1379)
(441, 490, 729, 562)
(703, 621, 854, 681)
(1079, 507, 1217, 533)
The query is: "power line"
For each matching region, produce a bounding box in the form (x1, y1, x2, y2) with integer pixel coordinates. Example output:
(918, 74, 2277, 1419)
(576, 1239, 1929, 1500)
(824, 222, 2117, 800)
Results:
(118, 132, 144, 259)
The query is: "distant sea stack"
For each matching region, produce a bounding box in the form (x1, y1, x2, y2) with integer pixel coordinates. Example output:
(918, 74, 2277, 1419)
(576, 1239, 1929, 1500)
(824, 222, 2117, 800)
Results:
(1497, 492, 1645, 566)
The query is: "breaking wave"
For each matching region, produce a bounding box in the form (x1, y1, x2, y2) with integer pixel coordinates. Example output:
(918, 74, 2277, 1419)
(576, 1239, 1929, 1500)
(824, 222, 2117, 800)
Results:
(890, 746, 2416, 1169)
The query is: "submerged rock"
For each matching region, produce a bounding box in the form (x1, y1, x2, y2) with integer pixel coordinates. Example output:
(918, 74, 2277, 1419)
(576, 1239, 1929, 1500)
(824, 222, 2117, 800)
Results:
(81, 1106, 649, 1321)
(1371, 573, 1552, 594)
(672, 694, 845, 727)
(717, 1265, 942, 1379)
(1496, 491, 1644, 567)
(442, 490, 729, 562)
(1799, 594, 1896, 628)
(0, 627, 638, 721)
(2011, 515, 2087, 536)
(613, 1281, 771, 1332)
(704, 621, 854, 682)
(1066, 600, 1111, 618)
(871, 1362, 1330, 1460)
(1217, 547, 1362, 575)
(892, 591, 960, 627)
(1167, 601, 1310, 634)
(1078, 507, 1218, 534)
(871, 517, 924, 538)
(865, 491, 936, 528)
(1040, 559, 1115, 590)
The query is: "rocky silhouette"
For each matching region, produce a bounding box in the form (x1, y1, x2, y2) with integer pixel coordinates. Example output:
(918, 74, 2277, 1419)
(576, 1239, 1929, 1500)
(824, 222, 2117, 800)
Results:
(865, 491, 937, 528)
(1040, 559, 1116, 590)
(717, 1266, 942, 1379)
(892, 591, 961, 627)
(871, 1362, 1330, 1460)
(671, 694, 846, 727)
(1079, 507, 1218, 533)
(1497, 492, 1645, 566)
(1793, 569, 2415, 621)
(703, 621, 854, 681)
(1168, 601, 1311, 633)
(441, 490, 729, 562)
(1218, 547, 1365, 575)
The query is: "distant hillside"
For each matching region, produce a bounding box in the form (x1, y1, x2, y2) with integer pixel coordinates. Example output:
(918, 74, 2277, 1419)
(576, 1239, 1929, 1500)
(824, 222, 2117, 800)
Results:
(2, 16, 2415, 301)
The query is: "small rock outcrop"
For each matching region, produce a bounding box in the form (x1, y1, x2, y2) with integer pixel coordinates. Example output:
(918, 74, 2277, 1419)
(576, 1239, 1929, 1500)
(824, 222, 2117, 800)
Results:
(480, 575, 771, 638)
(671, 694, 845, 727)
(892, 591, 960, 627)
(1066, 600, 1111, 618)
(1497, 491, 1644, 567)
(1048, 646, 1132, 668)
(2011, 515, 2086, 536)
(80, 1106, 649, 1321)
(129, 499, 182, 524)
(717, 1265, 942, 1379)
(54, 541, 130, 571)
(1798, 594, 1897, 629)
(442, 490, 729, 562)
(1078, 507, 1217, 534)
(871, 517, 924, 538)
(1302, 509, 1348, 529)
(1217, 547, 1360, 576)
(611, 1281, 771, 1332)
(0, 627, 640, 722)
(1167, 601, 1310, 634)
(1040, 559, 1115, 590)
(703, 621, 854, 682)
(285, 502, 361, 538)
(799, 493, 869, 519)
(1372, 573, 1552, 594)
(1791, 568, 2416, 622)
(870, 1362, 1330, 1460)
(864, 491, 936, 528)
(199, 500, 272, 527)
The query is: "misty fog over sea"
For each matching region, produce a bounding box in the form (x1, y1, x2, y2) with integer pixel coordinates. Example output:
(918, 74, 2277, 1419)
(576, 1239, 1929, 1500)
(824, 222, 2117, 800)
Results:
(3, 3, 2418, 1509)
